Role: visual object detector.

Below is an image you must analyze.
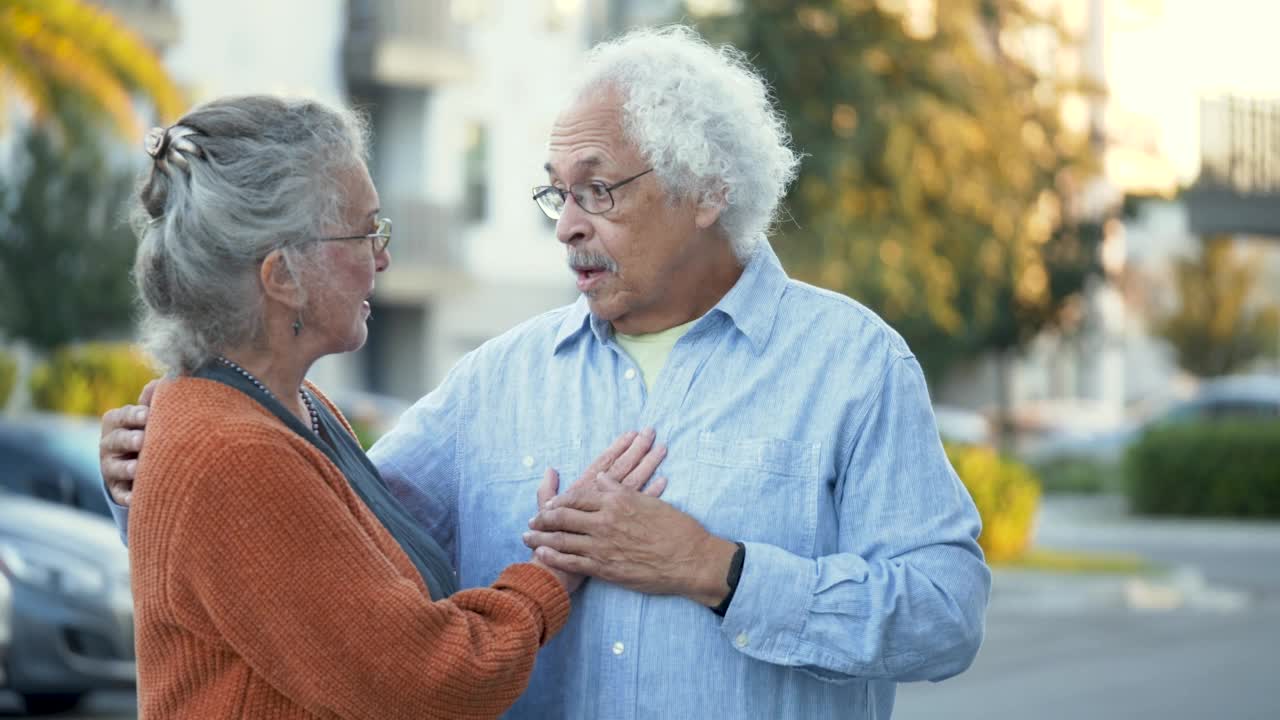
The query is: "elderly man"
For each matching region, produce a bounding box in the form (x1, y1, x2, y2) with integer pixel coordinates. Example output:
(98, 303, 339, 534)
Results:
(102, 26, 989, 718)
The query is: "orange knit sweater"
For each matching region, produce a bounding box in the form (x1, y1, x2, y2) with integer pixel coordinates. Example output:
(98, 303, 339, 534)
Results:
(130, 377, 569, 719)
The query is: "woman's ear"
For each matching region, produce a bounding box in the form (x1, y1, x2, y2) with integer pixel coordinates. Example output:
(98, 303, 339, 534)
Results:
(695, 186, 728, 230)
(260, 250, 304, 309)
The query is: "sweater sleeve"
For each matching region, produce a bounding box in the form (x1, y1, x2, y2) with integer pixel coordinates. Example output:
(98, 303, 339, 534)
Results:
(160, 435, 569, 720)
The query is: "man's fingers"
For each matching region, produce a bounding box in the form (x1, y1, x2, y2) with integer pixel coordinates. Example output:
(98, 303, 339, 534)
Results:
(529, 506, 598, 533)
(101, 406, 148, 443)
(545, 479, 608, 511)
(619, 444, 666, 490)
(100, 428, 144, 456)
(537, 468, 560, 509)
(533, 546, 598, 577)
(138, 379, 159, 406)
(522, 530, 594, 556)
(641, 476, 668, 497)
(583, 431, 639, 478)
(110, 485, 132, 507)
(101, 457, 135, 506)
(602, 428, 656, 483)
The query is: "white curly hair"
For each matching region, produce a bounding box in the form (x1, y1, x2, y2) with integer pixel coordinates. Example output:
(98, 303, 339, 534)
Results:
(569, 25, 800, 261)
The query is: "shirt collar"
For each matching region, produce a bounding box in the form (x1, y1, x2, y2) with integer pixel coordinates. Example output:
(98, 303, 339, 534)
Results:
(707, 242, 788, 355)
(553, 295, 601, 354)
(552, 241, 788, 356)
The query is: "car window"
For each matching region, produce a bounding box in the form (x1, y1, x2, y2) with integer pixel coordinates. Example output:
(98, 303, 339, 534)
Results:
(0, 426, 110, 517)
(1204, 401, 1280, 419)
(0, 436, 72, 504)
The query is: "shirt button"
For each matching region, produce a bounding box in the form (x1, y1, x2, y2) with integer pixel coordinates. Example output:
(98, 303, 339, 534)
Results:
(624, 368, 638, 380)
(522, 455, 534, 469)
(612, 641, 625, 655)
(735, 633, 749, 648)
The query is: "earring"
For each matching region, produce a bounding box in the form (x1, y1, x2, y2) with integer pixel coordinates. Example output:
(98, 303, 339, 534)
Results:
(292, 315, 303, 337)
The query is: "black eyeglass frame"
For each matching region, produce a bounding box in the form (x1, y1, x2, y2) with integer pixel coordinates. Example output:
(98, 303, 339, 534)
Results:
(531, 168, 654, 219)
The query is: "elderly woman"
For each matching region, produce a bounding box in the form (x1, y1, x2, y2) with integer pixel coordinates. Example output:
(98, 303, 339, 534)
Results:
(126, 95, 663, 720)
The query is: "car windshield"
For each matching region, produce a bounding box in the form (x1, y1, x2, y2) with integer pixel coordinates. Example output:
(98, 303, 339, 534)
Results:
(40, 422, 107, 486)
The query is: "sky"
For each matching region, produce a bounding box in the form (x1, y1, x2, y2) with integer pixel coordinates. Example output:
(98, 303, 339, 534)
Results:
(1106, 0, 1280, 183)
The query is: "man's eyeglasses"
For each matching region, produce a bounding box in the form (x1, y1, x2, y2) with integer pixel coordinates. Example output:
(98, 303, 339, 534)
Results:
(532, 168, 653, 220)
(314, 217, 393, 254)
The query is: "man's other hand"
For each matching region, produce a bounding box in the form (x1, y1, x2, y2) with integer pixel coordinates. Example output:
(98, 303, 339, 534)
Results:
(98, 379, 158, 507)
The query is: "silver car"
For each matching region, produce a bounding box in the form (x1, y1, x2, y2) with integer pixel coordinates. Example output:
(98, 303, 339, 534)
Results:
(0, 491, 134, 715)
(0, 571, 11, 688)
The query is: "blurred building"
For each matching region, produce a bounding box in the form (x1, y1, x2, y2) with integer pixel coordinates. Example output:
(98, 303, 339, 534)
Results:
(936, 0, 1207, 437)
(102, 0, 1275, 422)
(343, 0, 596, 400)
(92, 0, 660, 402)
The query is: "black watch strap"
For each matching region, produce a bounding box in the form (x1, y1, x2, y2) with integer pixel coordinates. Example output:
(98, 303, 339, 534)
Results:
(711, 542, 746, 617)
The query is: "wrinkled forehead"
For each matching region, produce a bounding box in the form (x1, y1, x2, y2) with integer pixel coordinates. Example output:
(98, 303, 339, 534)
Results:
(544, 89, 637, 178)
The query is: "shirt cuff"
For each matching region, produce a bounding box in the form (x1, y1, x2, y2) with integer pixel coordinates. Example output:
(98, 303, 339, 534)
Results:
(718, 541, 814, 664)
(102, 480, 130, 547)
(493, 563, 571, 645)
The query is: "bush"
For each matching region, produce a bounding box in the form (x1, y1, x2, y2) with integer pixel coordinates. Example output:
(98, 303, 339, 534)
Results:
(1127, 421, 1280, 518)
(0, 349, 16, 409)
(1034, 457, 1126, 495)
(29, 343, 157, 418)
(946, 444, 1041, 563)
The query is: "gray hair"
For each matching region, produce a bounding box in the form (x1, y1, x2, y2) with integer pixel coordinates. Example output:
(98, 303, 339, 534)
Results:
(570, 25, 799, 261)
(131, 95, 369, 375)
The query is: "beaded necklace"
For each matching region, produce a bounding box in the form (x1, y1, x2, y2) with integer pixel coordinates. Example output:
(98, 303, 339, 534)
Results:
(215, 356, 319, 435)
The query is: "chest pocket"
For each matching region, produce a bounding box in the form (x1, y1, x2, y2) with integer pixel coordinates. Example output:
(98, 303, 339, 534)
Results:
(459, 440, 585, 586)
(688, 432, 822, 557)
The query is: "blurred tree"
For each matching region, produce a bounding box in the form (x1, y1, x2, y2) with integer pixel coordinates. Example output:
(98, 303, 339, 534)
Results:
(0, 0, 184, 139)
(695, 0, 1104, 394)
(0, 104, 137, 349)
(1156, 236, 1280, 377)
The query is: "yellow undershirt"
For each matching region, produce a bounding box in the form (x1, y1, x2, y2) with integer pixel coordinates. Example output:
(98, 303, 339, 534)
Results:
(614, 318, 699, 390)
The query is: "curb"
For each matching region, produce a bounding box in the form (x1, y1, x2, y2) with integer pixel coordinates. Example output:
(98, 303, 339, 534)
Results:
(989, 566, 1251, 614)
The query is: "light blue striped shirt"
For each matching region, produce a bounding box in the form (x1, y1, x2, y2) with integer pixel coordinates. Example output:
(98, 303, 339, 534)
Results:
(368, 243, 990, 718)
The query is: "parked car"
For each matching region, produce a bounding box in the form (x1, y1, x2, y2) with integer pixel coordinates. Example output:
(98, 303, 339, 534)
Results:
(1026, 374, 1280, 466)
(933, 404, 994, 447)
(1156, 374, 1280, 423)
(0, 491, 134, 715)
(0, 571, 11, 689)
(0, 414, 109, 518)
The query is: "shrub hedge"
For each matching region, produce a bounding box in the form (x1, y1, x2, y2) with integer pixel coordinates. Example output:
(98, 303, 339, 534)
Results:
(29, 343, 156, 418)
(1127, 421, 1280, 518)
(0, 349, 16, 409)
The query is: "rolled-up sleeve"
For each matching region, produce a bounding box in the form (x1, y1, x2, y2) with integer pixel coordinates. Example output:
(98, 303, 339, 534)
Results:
(719, 354, 991, 683)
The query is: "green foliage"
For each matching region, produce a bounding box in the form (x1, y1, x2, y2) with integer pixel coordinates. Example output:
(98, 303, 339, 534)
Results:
(1034, 456, 1126, 495)
(1155, 236, 1280, 377)
(29, 342, 155, 417)
(0, 348, 15, 409)
(946, 443, 1041, 563)
(347, 417, 380, 451)
(696, 0, 1102, 382)
(1127, 421, 1280, 518)
(0, 0, 186, 139)
(0, 107, 138, 350)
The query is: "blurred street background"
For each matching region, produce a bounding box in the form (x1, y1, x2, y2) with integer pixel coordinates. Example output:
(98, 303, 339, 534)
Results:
(1, 0, 1277, 717)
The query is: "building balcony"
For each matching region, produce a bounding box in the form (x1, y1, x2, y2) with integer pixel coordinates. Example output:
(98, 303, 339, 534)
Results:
(377, 198, 469, 302)
(344, 0, 470, 89)
(1185, 96, 1280, 238)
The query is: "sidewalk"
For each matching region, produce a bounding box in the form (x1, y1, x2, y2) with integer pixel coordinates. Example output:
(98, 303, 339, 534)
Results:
(991, 495, 1280, 615)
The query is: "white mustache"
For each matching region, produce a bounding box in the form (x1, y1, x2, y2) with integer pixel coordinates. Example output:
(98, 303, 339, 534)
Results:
(567, 250, 618, 273)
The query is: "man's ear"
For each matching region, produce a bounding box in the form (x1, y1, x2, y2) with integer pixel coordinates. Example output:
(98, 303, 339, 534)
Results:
(695, 187, 728, 230)
(260, 250, 304, 309)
